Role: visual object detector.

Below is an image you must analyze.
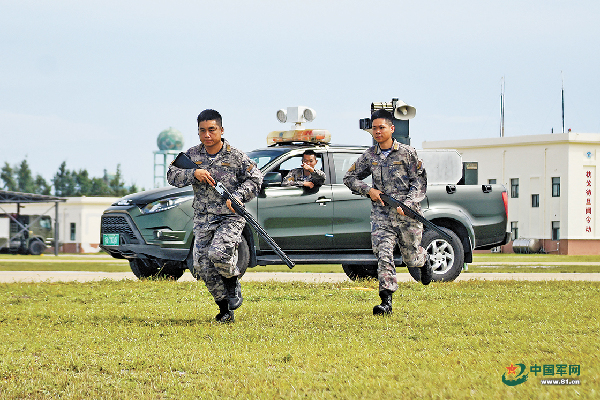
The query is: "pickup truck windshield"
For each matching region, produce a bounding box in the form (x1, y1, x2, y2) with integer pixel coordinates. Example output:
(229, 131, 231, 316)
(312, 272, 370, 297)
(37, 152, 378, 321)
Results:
(247, 148, 289, 170)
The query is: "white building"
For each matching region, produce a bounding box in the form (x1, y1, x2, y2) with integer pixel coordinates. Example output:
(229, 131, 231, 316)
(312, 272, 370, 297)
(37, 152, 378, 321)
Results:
(10, 196, 118, 253)
(422, 132, 600, 255)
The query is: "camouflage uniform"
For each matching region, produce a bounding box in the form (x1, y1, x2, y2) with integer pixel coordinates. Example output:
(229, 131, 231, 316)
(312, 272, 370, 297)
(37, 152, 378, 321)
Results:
(343, 139, 427, 292)
(167, 139, 262, 301)
(282, 167, 326, 187)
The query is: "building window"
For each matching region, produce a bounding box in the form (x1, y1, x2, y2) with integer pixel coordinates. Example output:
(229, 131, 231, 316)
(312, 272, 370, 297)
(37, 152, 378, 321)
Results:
(488, 179, 497, 184)
(552, 177, 560, 197)
(531, 194, 539, 207)
(552, 221, 560, 240)
(70, 223, 76, 241)
(511, 178, 519, 198)
(511, 221, 518, 241)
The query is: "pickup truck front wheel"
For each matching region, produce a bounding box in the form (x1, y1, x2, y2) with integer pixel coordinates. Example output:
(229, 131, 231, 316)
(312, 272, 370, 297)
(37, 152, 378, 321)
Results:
(409, 228, 464, 282)
(129, 258, 185, 280)
(341, 264, 377, 281)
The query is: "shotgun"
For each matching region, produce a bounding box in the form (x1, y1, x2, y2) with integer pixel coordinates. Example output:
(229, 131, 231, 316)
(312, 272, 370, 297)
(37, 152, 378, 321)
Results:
(378, 193, 454, 242)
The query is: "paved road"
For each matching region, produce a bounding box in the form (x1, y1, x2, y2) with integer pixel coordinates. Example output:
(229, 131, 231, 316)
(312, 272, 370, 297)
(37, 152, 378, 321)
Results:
(1, 271, 600, 283)
(6, 257, 600, 266)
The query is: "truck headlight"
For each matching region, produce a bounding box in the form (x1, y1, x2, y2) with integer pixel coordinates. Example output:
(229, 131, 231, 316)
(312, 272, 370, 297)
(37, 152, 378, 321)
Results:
(112, 198, 133, 206)
(140, 195, 193, 214)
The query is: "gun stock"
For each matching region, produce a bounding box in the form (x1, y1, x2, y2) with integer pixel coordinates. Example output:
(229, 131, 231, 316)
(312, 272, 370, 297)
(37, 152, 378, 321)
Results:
(173, 152, 200, 170)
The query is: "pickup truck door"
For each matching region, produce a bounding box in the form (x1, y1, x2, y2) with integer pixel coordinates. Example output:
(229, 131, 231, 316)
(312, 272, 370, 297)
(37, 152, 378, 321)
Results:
(256, 151, 334, 250)
(329, 151, 372, 250)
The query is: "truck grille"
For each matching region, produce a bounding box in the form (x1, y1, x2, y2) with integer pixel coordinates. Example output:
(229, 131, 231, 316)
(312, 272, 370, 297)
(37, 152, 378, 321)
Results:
(101, 215, 139, 244)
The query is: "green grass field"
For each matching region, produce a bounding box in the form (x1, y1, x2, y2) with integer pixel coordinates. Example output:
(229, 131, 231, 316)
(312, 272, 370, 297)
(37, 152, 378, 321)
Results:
(1, 279, 598, 399)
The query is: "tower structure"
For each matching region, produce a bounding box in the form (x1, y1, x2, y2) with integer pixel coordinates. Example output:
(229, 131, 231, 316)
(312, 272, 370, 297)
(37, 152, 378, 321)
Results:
(154, 127, 184, 188)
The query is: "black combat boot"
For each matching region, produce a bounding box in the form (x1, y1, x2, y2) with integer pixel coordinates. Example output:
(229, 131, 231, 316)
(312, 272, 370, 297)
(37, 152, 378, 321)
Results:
(222, 276, 243, 310)
(420, 254, 433, 286)
(373, 289, 393, 315)
(215, 299, 234, 323)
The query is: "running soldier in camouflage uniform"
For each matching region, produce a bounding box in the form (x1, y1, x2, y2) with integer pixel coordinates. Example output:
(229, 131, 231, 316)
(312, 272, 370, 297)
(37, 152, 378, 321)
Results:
(282, 149, 326, 189)
(167, 109, 262, 323)
(343, 108, 432, 316)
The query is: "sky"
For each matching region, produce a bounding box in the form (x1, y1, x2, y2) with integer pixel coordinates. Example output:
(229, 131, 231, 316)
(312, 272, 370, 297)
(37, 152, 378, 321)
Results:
(1, 0, 599, 191)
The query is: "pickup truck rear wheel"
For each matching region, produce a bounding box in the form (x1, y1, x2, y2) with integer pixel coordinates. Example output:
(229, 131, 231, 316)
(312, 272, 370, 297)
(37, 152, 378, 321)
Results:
(409, 228, 464, 282)
(130, 258, 185, 280)
(406, 267, 422, 282)
(341, 264, 377, 281)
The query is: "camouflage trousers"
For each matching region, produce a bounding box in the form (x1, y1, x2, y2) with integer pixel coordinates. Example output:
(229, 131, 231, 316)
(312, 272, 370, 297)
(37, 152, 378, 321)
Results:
(371, 215, 426, 293)
(192, 213, 245, 301)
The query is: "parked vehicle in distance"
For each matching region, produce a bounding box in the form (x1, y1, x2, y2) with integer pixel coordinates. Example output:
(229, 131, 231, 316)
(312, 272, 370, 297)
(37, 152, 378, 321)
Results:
(0, 214, 52, 255)
(100, 130, 510, 282)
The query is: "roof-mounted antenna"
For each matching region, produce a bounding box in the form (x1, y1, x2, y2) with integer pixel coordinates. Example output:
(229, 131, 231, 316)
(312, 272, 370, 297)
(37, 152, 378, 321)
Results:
(500, 76, 505, 138)
(561, 71, 565, 134)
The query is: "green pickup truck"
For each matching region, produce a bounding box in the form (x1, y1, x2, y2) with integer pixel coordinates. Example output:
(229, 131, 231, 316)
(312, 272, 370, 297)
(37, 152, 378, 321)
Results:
(100, 140, 510, 282)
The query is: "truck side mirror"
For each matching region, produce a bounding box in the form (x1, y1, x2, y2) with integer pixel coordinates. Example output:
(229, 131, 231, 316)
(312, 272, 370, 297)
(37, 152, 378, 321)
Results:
(263, 172, 282, 187)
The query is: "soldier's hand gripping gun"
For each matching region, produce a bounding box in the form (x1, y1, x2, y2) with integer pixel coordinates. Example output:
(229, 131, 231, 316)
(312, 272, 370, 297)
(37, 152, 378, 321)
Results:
(352, 189, 453, 242)
(378, 193, 454, 242)
(173, 152, 295, 269)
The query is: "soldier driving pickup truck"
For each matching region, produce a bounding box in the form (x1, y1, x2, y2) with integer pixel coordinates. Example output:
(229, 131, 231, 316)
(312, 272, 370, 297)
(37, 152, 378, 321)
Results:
(100, 105, 509, 283)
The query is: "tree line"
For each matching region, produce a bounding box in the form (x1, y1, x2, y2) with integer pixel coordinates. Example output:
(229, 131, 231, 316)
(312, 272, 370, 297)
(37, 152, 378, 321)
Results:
(1, 159, 142, 197)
